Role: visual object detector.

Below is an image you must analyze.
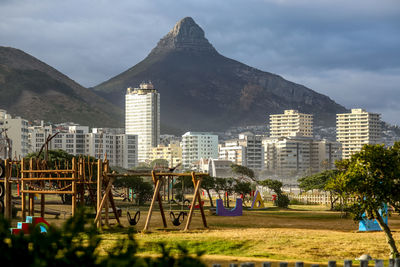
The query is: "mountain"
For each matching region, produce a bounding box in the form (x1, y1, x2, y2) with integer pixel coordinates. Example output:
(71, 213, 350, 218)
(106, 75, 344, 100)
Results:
(93, 17, 348, 133)
(0, 46, 123, 127)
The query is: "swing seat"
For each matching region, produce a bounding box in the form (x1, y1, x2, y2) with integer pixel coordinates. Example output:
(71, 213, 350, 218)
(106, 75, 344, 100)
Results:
(170, 211, 187, 226)
(127, 210, 140, 226)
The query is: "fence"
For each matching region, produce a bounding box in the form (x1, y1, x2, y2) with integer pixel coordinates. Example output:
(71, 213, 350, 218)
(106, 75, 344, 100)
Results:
(288, 194, 356, 205)
(288, 194, 332, 205)
(212, 258, 400, 267)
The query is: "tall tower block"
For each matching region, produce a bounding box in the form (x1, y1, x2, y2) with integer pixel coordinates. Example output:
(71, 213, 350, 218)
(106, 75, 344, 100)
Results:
(125, 82, 160, 163)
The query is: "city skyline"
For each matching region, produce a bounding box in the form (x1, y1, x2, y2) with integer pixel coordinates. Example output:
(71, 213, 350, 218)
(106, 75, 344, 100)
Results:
(0, 1, 399, 125)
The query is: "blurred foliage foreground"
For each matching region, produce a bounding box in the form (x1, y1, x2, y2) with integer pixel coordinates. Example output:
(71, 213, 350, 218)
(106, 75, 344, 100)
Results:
(0, 209, 205, 267)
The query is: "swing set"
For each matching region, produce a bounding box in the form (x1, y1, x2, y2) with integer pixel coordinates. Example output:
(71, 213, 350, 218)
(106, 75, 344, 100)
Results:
(113, 170, 208, 231)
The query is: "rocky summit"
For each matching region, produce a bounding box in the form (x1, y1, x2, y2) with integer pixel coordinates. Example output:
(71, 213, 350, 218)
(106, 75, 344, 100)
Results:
(93, 17, 348, 133)
(149, 17, 217, 55)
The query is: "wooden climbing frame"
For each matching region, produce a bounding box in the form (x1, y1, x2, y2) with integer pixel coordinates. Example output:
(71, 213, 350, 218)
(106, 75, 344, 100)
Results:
(2, 157, 121, 228)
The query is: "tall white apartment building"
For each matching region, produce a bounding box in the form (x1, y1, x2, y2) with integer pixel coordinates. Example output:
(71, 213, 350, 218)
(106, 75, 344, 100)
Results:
(270, 110, 313, 138)
(263, 136, 341, 181)
(336, 108, 381, 159)
(181, 132, 218, 170)
(0, 109, 29, 158)
(219, 132, 264, 170)
(29, 125, 138, 169)
(125, 82, 160, 163)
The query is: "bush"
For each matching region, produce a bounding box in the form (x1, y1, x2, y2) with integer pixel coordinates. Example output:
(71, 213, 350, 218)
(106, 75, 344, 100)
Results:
(275, 194, 290, 208)
(0, 208, 205, 266)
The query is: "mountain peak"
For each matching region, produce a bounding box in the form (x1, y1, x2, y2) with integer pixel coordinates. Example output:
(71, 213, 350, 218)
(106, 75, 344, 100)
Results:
(149, 17, 217, 55)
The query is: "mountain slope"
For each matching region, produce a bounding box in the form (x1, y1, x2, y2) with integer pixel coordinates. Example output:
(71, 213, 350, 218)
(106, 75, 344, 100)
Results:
(0, 46, 123, 127)
(93, 17, 347, 133)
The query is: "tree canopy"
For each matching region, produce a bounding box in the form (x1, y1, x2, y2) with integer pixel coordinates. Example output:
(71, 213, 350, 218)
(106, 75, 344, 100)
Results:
(231, 164, 255, 181)
(329, 143, 400, 258)
(298, 170, 339, 192)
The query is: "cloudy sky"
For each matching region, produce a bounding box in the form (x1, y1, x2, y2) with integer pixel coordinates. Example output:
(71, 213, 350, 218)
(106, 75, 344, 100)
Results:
(1, 0, 399, 124)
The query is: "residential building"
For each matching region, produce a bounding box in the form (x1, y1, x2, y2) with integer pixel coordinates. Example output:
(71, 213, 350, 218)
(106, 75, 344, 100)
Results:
(262, 136, 341, 182)
(218, 132, 264, 170)
(181, 132, 218, 170)
(336, 108, 381, 159)
(149, 141, 182, 168)
(0, 110, 29, 158)
(29, 125, 138, 169)
(125, 82, 160, 163)
(270, 110, 313, 138)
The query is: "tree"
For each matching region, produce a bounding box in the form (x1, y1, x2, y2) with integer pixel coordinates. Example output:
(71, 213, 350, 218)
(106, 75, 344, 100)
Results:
(214, 178, 226, 200)
(329, 143, 400, 258)
(298, 170, 340, 210)
(113, 176, 153, 205)
(150, 159, 169, 169)
(233, 180, 252, 206)
(231, 164, 256, 182)
(201, 175, 216, 207)
(259, 179, 289, 208)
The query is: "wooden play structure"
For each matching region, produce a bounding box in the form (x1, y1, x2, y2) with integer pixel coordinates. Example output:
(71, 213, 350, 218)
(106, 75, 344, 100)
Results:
(2, 157, 121, 228)
(2, 157, 208, 232)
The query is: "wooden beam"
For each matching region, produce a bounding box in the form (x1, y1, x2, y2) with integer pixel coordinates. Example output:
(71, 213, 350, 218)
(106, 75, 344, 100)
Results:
(143, 171, 162, 232)
(93, 177, 115, 224)
(29, 158, 34, 216)
(21, 159, 26, 221)
(194, 176, 208, 228)
(184, 172, 207, 231)
(96, 159, 102, 228)
(71, 157, 77, 217)
(4, 160, 12, 220)
(20, 190, 75, 194)
(20, 169, 74, 173)
(157, 177, 167, 228)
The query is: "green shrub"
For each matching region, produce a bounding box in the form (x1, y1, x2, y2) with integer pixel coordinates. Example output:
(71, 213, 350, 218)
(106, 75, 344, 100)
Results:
(275, 194, 290, 208)
(0, 208, 205, 266)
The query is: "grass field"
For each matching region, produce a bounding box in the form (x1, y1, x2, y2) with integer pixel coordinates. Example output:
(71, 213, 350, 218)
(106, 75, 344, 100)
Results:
(12, 198, 400, 266)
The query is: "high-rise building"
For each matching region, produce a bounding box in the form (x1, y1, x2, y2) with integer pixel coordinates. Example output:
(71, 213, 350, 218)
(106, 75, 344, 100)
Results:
(181, 132, 218, 169)
(269, 110, 313, 138)
(125, 82, 160, 163)
(336, 108, 381, 159)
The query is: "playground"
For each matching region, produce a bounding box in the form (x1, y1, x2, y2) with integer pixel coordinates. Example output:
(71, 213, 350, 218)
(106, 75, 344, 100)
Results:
(2, 156, 400, 265)
(7, 196, 400, 265)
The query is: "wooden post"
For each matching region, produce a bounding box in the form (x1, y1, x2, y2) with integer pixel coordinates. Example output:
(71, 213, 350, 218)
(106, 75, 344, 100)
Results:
(93, 177, 115, 224)
(96, 159, 102, 228)
(143, 171, 163, 231)
(4, 160, 12, 220)
(184, 172, 207, 231)
(167, 176, 170, 202)
(103, 160, 109, 226)
(21, 158, 26, 221)
(71, 157, 77, 217)
(79, 158, 84, 205)
(29, 158, 34, 216)
(157, 177, 167, 228)
(195, 177, 208, 228)
(40, 159, 45, 218)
